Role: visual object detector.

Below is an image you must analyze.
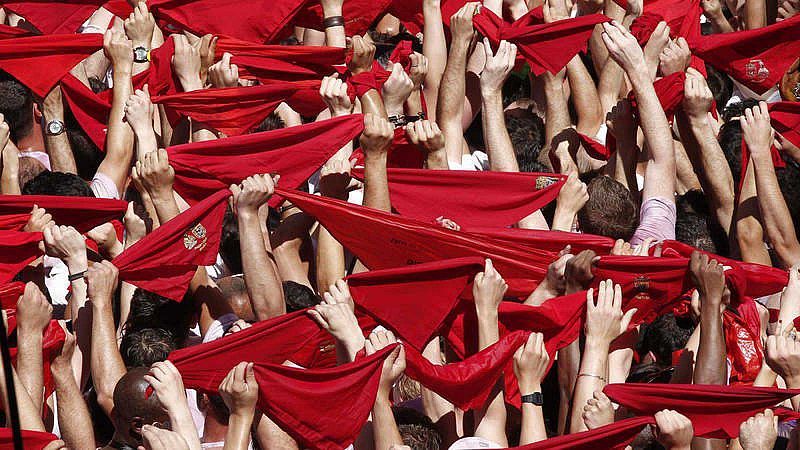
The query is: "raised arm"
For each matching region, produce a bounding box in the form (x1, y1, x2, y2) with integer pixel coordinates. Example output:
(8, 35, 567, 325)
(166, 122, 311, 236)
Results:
(144, 361, 202, 450)
(480, 39, 520, 172)
(366, 330, 406, 450)
(422, 0, 448, 120)
(134, 148, 180, 224)
(125, 86, 159, 161)
(513, 333, 550, 445)
(123, 2, 156, 76)
(15, 283, 52, 414)
(743, 102, 800, 267)
(567, 54, 604, 136)
(231, 174, 286, 320)
(219, 362, 259, 450)
(320, 0, 346, 48)
(316, 160, 352, 291)
(51, 329, 96, 450)
(42, 86, 77, 174)
(361, 114, 394, 212)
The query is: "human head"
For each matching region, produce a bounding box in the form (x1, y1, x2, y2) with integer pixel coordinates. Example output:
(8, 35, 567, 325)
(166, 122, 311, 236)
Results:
(675, 190, 727, 255)
(393, 406, 442, 450)
(705, 64, 733, 114)
(111, 367, 169, 446)
(217, 275, 256, 322)
(17, 157, 47, 193)
(65, 113, 103, 181)
(125, 288, 194, 344)
(504, 109, 547, 173)
(0, 71, 35, 142)
(22, 171, 95, 197)
(577, 175, 639, 240)
(283, 280, 321, 312)
(637, 312, 695, 366)
(219, 207, 243, 275)
(120, 327, 177, 367)
(254, 112, 286, 133)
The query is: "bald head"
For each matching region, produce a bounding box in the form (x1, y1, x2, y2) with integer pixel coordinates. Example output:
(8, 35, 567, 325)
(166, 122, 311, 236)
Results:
(217, 276, 255, 322)
(112, 367, 168, 444)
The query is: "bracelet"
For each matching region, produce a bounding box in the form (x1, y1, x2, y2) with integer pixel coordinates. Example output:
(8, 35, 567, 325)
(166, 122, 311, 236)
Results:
(323, 16, 345, 28)
(68, 270, 87, 282)
(388, 115, 407, 128)
(577, 373, 607, 383)
(405, 114, 421, 123)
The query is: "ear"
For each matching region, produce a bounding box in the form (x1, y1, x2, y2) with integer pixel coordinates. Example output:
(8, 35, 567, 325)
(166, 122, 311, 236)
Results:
(32, 102, 42, 121)
(646, 351, 657, 364)
(131, 416, 145, 435)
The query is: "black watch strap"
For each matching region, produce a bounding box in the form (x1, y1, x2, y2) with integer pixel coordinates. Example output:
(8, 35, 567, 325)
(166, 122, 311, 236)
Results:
(520, 392, 543, 406)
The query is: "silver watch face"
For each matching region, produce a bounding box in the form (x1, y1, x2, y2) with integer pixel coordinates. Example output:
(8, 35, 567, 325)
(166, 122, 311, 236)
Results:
(47, 120, 64, 135)
(134, 47, 148, 62)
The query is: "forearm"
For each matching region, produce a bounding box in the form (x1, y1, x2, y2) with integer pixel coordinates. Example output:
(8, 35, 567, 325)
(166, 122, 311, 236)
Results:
(567, 55, 604, 136)
(481, 91, 520, 172)
(743, 0, 767, 29)
(0, 147, 19, 195)
(272, 211, 314, 288)
(43, 100, 78, 174)
(52, 363, 96, 450)
(316, 225, 346, 293)
(437, 39, 471, 164)
(693, 305, 726, 384)
(543, 73, 571, 159)
(475, 306, 507, 446)
(149, 190, 181, 224)
(168, 402, 202, 450)
(104, 67, 135, 194)
(598, 59, 626, 117)
(734, 162, 772, 265)
(360, 89, 387, 118)
(422, 0, 446, 120)
(570, 342, 609, 433)
(519, 402, 547, 445)
(524, 279, 560, 306)
(557, 339, 580, 434)
(223, 413, 255, 450)
(133, 123, 159, 161)
(752, 154, 800, 267)
(239, 211, 285, 320)
(0, 364, 45, 431)
(253, 414, 300, 450)
(117, 281, 136, 339)
(15, 330, 44, 413)
(322, 4, 346, 48)
(91, 301, 127, 417)
(363, 152, 391, 212)
(372, 396, 404, 450)
(707, 12, 735, 33)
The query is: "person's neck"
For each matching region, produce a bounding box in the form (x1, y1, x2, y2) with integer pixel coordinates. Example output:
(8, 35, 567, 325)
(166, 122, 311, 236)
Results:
(16, 127, 45, 153)
(202, 411, 229, 444)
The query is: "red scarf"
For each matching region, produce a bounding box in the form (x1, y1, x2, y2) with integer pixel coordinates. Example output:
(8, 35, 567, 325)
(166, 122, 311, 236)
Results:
(0, 194, 127, 233)
(0, 230, 42, 284)
(689, 15, 800, 94)
(769, 101, 800, 150)
(0, 428, 59, 450)
(112, 189, 229, 301)
(292, 0, 391, 36)
(492, 416, 655, 450)
(168, 115, 363, 207)
(0, 24, 31, 38)
(629, 71, 686, 123)
(467, 227, 616, 255)
(350, 168, 565, 228)
(6, 316, 66, 401)
(604, 383, 800, 438)
(577, 132, 613, 161)
(473, 8, 610, 76)
(0, 282, 24, 310)
(629, 0, 702, 45)
(151, 81, 322, 136)
(0, 0, 110, 34)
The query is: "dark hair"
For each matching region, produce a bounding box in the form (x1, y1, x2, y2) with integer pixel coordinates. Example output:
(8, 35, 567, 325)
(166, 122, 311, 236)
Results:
(125, 288, 194, 343)
(505, 110, 548, 173)
(219, 206, 243, 275)
(283, 281, 321, 312)
(704, 64, 733, 115)
(637, 313, 695, 365)
(393, 406, 442, 450)
(22, 171, 95, 197)
(120, 327, 176, 367)
(254, 112, 286, 133)
(0, 71, 33, 142)
(577, 175, 639, 240)
(675, 190, 728, 256)
(64, 109, 104, 180)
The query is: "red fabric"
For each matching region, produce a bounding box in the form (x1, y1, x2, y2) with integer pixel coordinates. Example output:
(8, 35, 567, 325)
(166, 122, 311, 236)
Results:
(466, 227, 616, 255)
(0, 24, 32, 39)
(0, 428, 58, 449)
(168, 114, 363, 206)
(0, 194, 127, 232)
(0, 33, 103, 97)
(577, 132, 612, 161)
(277, 188, 556, 295)
(148, 0, 304, 43)
(346, 258, 484, 351)
(0, 0, 107, 34)
(152, 81, 321, 136)
(0, 230, 42, 284)
(689, 15, 800, 94)
(112, 189, 230, 301)
(6, 318, 66, 401)
(769, 101, 800, 150)
(494, 416, 655, 450)
(350, 168, 565, 228)
(629, 0, 702, 45)
(629, 71, 685, 122)
(60, 74, 110, 151)
(172, 338, 393, 450)
(292, 0, 391, 36)
(604, 383, 800, 438)
(215, 37, 346, 83)
(723, 307, 763, 385)
(473, 8, 610, 76)
(0, 282, 24, 310)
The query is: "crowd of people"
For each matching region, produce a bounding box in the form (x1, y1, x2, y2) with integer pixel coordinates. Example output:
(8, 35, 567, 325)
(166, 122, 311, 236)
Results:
(0, 0, 799, 448)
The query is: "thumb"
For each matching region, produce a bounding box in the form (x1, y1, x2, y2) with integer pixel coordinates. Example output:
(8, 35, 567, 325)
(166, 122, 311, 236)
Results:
(245, 362, 256, 384)
(621, 308, 638, 331)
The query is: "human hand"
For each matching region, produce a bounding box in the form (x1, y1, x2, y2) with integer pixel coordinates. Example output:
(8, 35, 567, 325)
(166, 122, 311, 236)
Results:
(406, 120, 445, 154)
(51, 326, 75, 373)
(224, 319, 252, 337)
(360, 113, 394, 157)
(347, 35, 376, 75)
(134, 148, 175, 199)
(43, 225, 87, 272)
(364, 329, 406, 396)
(682, 68, 713, 119)
(601, 21, 647, 75)
(701, 0, 725, 19)
(382, 63, 415, 115)
(778, 0, 799, 20)
(545, 246, 574, 293)
(197, 34, 218, 83)
(585, 279, 636, 346)
(17, 282, 52, 333)
(124, 2, 155, 48)
(144, 360, 188, 413)
(124, 202, 147, 246)
(308, 281, 364, 358)
(408, 53, 428, 91)
(208, 52, 239, 88)
(480, 39, 517, 94)
(24, 205, 54, 233)
(564, 249, 598, 293)
(473, 259, 508, 315)
(543, 0, 570, 22)
(513, 332, 550, 393)
(688, 251, 726, 313)
(86, 222, 124, 258)
(86, 260, 120, 306)
(582, 391, 615, 429)
(738, 409, 778, 450)
(643, 22, 670, 72)
(625, 0, 643, 17)
(320, 75, 352, 117)
(124, 85, 155, 134)
(319, 158, 353, 200)
(556, 171, 589, 215)
(230, 174, 278, 216)
(0, 114, 10, 155)
(450, 3, 480, 44)
(139, 425, 190, 450)
(776, 131, 800, 164)
(765, 333, 800, 387)
(658, 38, 691, 76)
(218, 362, 259, 417)
(171, 34, 202, 91)
(740, 101, 774, 158)
(654, 409, 694, 450)
(103, 27, 134, 73)
(435, 216, 461, 231)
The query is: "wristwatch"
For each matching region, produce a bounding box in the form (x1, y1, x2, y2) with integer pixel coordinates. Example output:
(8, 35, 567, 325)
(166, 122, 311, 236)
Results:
(520, 392, 544, 406)
(46, 119, 64, 136)
(133, 46, 150, 63)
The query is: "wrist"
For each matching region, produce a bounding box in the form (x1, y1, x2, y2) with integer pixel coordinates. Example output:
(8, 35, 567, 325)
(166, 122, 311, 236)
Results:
(518, 382, 542, 395)
(476, 306, 499, 322)
(66, 258, 89, 275)
(384, 102, 404, 117)
(237, 207, 260, 221)
(179, 76, 203, 92)
(364, 149, 389, 163)
(107, 239, 124, 259)
(322, 4, 343, 16)
(784, 375, 800, 388)
(584, 338, 611, 353)
(149, 188, 175, 203)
